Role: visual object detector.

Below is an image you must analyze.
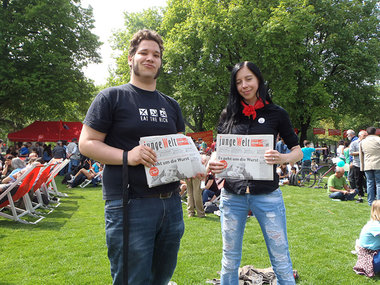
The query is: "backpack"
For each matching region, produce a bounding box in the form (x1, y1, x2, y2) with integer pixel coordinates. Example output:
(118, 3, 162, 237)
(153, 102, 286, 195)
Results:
(204, 201, 219, 213)
(289, 172, 298, 186)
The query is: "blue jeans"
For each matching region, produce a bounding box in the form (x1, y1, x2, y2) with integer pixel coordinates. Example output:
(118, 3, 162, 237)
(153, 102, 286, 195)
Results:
(202, 189, 215, 204)
(220, 189, 295, 285)
(365, 170, 380, 206)
(105, 193, 184, 285)
(329, 189, 358, 201)
(68, 158, 80, 174)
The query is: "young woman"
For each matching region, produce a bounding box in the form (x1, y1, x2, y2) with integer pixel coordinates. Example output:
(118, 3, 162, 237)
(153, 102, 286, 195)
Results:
(208, 61, 302, 284)
(353, 200, 380, 277)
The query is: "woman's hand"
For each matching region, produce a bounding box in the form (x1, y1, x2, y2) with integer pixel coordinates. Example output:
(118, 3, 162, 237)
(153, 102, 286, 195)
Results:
(264, 149, 282, 165)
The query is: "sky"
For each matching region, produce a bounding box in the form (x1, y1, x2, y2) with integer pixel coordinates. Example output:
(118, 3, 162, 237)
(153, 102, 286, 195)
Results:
(81, 0, 168, 85)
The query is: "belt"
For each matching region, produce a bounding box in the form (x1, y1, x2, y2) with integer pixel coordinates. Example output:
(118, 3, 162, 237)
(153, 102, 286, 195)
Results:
(132, 191, 175, 199)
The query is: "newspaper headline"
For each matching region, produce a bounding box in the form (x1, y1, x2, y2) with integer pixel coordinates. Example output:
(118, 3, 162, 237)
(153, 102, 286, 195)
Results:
(139, 134, 206, 188)
(215, 134, 274, 180)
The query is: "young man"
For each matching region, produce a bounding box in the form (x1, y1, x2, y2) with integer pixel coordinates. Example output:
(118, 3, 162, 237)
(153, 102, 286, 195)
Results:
(328, 167, 358, 201)
(66, 138, 80, 174)
(301, 140, 326, 169)
(79, 30, 185, 285)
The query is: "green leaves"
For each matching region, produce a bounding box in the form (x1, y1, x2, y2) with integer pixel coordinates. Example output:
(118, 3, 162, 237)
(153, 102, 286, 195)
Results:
(108, 0, 379, 136)
(0, 0, 101, 133)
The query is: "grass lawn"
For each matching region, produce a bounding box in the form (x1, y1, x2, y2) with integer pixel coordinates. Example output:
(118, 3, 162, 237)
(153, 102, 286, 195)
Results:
(0, 177, 379, 284)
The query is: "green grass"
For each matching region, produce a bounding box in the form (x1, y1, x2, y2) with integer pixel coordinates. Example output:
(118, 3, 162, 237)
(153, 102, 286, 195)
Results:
(0, 177, 379, 284)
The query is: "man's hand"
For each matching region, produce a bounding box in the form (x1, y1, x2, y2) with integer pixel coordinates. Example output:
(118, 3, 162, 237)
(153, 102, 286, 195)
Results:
(128, 145, 157, 168)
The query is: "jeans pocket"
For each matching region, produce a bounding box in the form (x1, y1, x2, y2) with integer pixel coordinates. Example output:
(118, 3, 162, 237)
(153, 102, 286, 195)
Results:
(105, 199, 123, 210)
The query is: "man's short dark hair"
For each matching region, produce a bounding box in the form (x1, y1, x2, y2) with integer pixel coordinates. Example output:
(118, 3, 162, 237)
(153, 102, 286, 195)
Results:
(72, 138, 78, 142)
(128, 29, 164, 58)
(367, 127, 376, 135)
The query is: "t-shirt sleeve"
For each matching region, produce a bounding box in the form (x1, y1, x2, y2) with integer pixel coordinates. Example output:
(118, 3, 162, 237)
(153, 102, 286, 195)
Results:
(83, 91, 113, 134)
(278, 107, 299, 149)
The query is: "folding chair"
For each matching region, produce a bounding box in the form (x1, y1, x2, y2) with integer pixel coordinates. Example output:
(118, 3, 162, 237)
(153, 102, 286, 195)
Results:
(0, 165, 45, 224)
(80, 170, 103, 188)
(45, 159, 70, 197)
(32, 163, 61, 208)
(30, 164, 57, 213)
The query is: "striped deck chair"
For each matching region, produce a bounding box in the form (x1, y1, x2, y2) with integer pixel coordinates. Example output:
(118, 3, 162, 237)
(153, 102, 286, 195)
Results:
(0, 165, 45, 224)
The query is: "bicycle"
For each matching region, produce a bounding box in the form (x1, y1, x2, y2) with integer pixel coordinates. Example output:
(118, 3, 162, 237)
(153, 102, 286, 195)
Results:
(296, 162, 336, 188)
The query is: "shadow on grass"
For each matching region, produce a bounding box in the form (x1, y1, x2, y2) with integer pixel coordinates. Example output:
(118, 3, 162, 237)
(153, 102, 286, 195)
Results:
(0, 196, 80, 230)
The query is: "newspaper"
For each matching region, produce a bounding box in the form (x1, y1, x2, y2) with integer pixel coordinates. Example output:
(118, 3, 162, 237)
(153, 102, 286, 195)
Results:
(215, 134, 274, 180)
(139, 134, 206, 188)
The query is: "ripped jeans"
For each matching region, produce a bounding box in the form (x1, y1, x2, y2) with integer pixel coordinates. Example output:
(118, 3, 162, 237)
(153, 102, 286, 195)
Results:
(220, 189, 295, 285)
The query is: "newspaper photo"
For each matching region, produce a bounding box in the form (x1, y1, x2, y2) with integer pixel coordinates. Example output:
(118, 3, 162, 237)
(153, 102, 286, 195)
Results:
(215, 134, 274, 181)
(140, 134, 206, 188)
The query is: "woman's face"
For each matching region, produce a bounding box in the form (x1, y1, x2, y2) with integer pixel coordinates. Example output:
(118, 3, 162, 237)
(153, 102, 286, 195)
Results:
(235, 66, 260, 105)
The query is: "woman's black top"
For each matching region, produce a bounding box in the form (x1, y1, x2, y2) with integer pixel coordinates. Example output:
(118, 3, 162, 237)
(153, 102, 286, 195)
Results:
(217, 104, 299, 195)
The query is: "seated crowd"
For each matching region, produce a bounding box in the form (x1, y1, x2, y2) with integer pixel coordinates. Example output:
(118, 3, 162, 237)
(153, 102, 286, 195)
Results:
(0, 140, 103, 211)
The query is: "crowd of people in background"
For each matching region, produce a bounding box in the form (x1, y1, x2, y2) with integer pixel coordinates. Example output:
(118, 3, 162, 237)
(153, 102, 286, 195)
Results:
(0, 138, 103, 193)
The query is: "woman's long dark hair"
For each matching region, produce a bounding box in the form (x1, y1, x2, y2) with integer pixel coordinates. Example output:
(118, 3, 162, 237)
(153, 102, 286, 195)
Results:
(219, 61, 272, 133)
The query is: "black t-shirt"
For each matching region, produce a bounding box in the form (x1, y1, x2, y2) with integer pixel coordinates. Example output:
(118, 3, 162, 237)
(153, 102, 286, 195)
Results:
(83, 83, 185, 200)
(218, 104, 299, 195)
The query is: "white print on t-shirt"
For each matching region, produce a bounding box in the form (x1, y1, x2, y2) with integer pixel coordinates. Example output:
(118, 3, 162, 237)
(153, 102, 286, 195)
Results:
(150, 109, 158, 117)
(258, 117, 265, 124)
(139, 107, 168, 123)
(139, 108, 148, 116)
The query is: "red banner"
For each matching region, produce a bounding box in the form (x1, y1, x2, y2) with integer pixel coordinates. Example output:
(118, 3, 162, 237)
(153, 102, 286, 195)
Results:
(313, 128, 325, 135)
(186, 130, 214, 147)
(328, 129, 341, 136)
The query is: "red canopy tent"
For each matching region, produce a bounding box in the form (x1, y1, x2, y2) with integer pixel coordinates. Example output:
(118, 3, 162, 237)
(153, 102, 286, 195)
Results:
(8, 121, 83, 142)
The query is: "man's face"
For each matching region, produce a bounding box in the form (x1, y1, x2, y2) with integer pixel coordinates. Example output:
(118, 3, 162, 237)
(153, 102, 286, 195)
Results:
(128, 40, 161, 80)
(232, 164, 244, 174)
(166, 168, 176, 177)
(335, 170, 345, 178)
(359, 131, 368, 141)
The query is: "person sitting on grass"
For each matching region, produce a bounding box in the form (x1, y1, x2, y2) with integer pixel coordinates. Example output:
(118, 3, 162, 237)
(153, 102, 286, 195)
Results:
(276, 163, 290, 185)
(353, 200, 380, 277)
(328, 167, 358, 201)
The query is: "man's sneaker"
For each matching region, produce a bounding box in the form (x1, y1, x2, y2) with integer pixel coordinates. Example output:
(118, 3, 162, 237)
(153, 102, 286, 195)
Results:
(356, 197, 363, 203)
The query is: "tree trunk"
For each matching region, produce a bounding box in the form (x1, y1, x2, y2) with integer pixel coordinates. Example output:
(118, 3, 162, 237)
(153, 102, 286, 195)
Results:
(299, 117, 311, 147)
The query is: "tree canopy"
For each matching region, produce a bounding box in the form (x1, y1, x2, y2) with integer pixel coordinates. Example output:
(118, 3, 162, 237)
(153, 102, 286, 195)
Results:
(0, 0, 101, 133)
(110, 0, 379, 141)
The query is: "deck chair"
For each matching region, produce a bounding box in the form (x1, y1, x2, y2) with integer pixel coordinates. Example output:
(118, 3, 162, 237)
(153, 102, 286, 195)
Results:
(0, 165, 45, 224)
(45, 159, 70, 197)
(32, 163, 61, 208)
(80, 170, 103, 188)
(30, 164, 57, 213)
